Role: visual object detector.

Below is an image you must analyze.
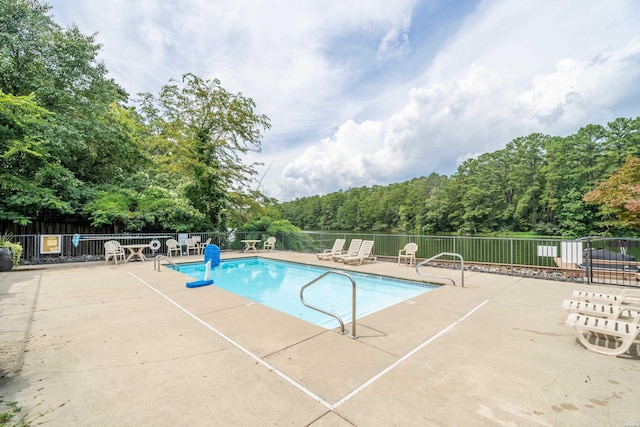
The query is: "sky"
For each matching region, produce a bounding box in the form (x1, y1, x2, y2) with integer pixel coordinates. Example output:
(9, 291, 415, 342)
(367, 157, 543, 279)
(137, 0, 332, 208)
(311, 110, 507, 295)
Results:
(47, 0, 640, 201)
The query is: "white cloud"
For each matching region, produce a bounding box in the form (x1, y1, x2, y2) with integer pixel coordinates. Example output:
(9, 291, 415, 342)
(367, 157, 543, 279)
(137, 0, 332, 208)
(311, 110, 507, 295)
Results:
(281, 120, 386, 195)
(517, 39, 640, 127)
(47, 0, 640, 202)
(273, 0, 640, 200)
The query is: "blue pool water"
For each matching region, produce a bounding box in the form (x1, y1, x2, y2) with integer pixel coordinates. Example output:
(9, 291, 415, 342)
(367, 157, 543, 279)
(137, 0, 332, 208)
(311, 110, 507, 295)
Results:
(172, 258, 436, 328)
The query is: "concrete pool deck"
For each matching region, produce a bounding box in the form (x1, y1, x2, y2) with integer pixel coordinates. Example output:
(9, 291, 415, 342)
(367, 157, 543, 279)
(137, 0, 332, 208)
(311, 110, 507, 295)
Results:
(1, 251, 639, 426)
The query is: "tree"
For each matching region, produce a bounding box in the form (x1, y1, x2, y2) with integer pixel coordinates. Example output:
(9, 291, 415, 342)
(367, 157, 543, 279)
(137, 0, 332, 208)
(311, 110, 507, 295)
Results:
(0, 90, 78, 224)
(1, 0, 148, 227)
(137, 73, 271, 229)
(504, 134, 548, 230)
(584, 157, 640, 229)
(556, 188, 590, 237)
(601, 117, 640, 174)
(454, 152, 510, 232)
(236, 216, 311, 251)
(0, 0, 133, 185)
(83, 185, 207, 233)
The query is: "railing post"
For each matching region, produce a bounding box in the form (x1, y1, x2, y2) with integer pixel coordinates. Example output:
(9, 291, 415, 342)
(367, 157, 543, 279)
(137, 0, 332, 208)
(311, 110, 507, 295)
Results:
(510, 238, 514, 275)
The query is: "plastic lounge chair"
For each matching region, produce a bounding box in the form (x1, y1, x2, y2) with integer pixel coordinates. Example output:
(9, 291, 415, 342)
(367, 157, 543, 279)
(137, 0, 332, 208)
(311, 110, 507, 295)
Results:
(316, 239, 346, 260)
(333, 239, 362, 262)
(263, 236, 276, 252)
(166, 239, 181, 257)
(571, 289, 640, 306)
(398, 242, 418, 266)
(562, 299, 640, 321)
(342, 240, 376, 265)
(185, 238, 199, 255)
(198, 237, 212, 254)
(565, 312, 640, 356)
(104, 240, 125, 265)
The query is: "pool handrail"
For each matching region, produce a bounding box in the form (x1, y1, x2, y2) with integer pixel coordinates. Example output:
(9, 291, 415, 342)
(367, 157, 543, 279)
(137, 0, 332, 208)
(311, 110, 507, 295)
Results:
(300, 270, 358, 339)
(415, 252, 464, 287)
(154, 255, 179, 272)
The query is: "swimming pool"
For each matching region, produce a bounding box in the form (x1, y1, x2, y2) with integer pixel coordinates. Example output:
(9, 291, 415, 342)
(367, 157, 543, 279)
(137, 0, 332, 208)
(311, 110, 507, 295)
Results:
(172, 258, 436, 328)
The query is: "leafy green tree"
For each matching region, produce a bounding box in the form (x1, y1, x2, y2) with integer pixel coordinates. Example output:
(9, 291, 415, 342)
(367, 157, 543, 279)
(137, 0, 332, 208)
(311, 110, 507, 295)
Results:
(422, 185, 453, 233)
(504, 134, 548, 230)
(84, 186, 206, 233)
(454, 152, 510, 232)
(298, 195, 321, 229)
(556, 188, 590, 237)
(0, 90, 79, 224)
(237, 216, 311, 251)
(319, 192, 345, 230)
(336, 188, 362, 230)
(398, 174, 448, 233)
(0, 0, 134, 185)
(601, 117, 640, 174)
(137, 73, 271, 229)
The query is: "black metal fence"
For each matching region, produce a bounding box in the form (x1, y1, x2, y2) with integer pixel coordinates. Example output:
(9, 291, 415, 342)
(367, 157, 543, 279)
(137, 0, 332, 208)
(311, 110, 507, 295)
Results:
(9, 230, 313, 264)
(6, 231, 640, 287)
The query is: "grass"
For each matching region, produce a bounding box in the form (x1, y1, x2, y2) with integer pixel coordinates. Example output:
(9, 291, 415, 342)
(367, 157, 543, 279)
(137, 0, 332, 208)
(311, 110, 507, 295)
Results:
(0, 398, 27, 427)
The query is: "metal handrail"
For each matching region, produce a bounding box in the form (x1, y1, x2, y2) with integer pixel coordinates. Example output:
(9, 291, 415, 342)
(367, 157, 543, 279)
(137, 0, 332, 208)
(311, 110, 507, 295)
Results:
(300, 270, 358, 339)
(154, 255, 179, 272)
(415, 252, 464, 287)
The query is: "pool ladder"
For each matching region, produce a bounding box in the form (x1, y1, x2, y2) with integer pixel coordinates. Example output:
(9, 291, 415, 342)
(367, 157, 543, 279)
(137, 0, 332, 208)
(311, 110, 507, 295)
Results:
(415, 252, 464, 287)
(153, 255, 179, 272)
(300, 270, 358, 339)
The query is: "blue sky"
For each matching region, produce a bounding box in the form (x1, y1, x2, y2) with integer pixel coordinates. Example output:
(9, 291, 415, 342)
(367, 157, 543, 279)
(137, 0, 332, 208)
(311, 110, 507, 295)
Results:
(47, 0, 640, 201)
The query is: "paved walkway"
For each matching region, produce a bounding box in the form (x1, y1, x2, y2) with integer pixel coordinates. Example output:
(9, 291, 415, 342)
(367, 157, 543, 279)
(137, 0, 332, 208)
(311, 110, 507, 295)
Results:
(1, 251, 639, 426)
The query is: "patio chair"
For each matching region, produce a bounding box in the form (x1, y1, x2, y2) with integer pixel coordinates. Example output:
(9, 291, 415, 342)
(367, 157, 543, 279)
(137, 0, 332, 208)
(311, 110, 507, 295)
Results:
(263, 236, 276, 252)
(185, 238, 199, 255)
(333, 239, 362, 262)
(342, 240, 376, 265)
(398, 242, 418, 266)
(104, 240, 125, 265)
(198, 237, 212, 254)
(565, 312, 640, 356)
(562, 299, 640, 321)
(166, 239, 181, 257)
(316, 238, 346, 260)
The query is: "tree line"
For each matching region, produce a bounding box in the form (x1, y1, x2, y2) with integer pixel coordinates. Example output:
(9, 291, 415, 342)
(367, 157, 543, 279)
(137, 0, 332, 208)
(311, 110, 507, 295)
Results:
(281, 118, 640, 237)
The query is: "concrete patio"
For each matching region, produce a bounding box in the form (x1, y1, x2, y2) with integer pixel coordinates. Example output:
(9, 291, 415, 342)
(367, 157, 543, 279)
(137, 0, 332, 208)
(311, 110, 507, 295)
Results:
(1, 251, 639, 426)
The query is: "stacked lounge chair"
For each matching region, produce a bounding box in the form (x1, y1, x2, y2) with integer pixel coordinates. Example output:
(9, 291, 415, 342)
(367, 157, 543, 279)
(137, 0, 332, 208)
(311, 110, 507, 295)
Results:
(563, 288, 640, 356)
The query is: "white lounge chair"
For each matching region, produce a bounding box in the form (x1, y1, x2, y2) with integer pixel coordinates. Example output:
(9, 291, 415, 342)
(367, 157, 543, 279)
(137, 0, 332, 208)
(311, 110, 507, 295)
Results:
(333, 239, 362, 262)
(566, 312, 640, 356)
(342, 240, 376, 265)
(571, 289, 640, 306)
(185, 238, 199, 255)
(166, 239, 181, 257)
(263, 236, 276, 251)
(316, 239, 345, 260)
(398, 242, 418, 266)
(104, 240, 125, 265)
(562, 299, 640, 321)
